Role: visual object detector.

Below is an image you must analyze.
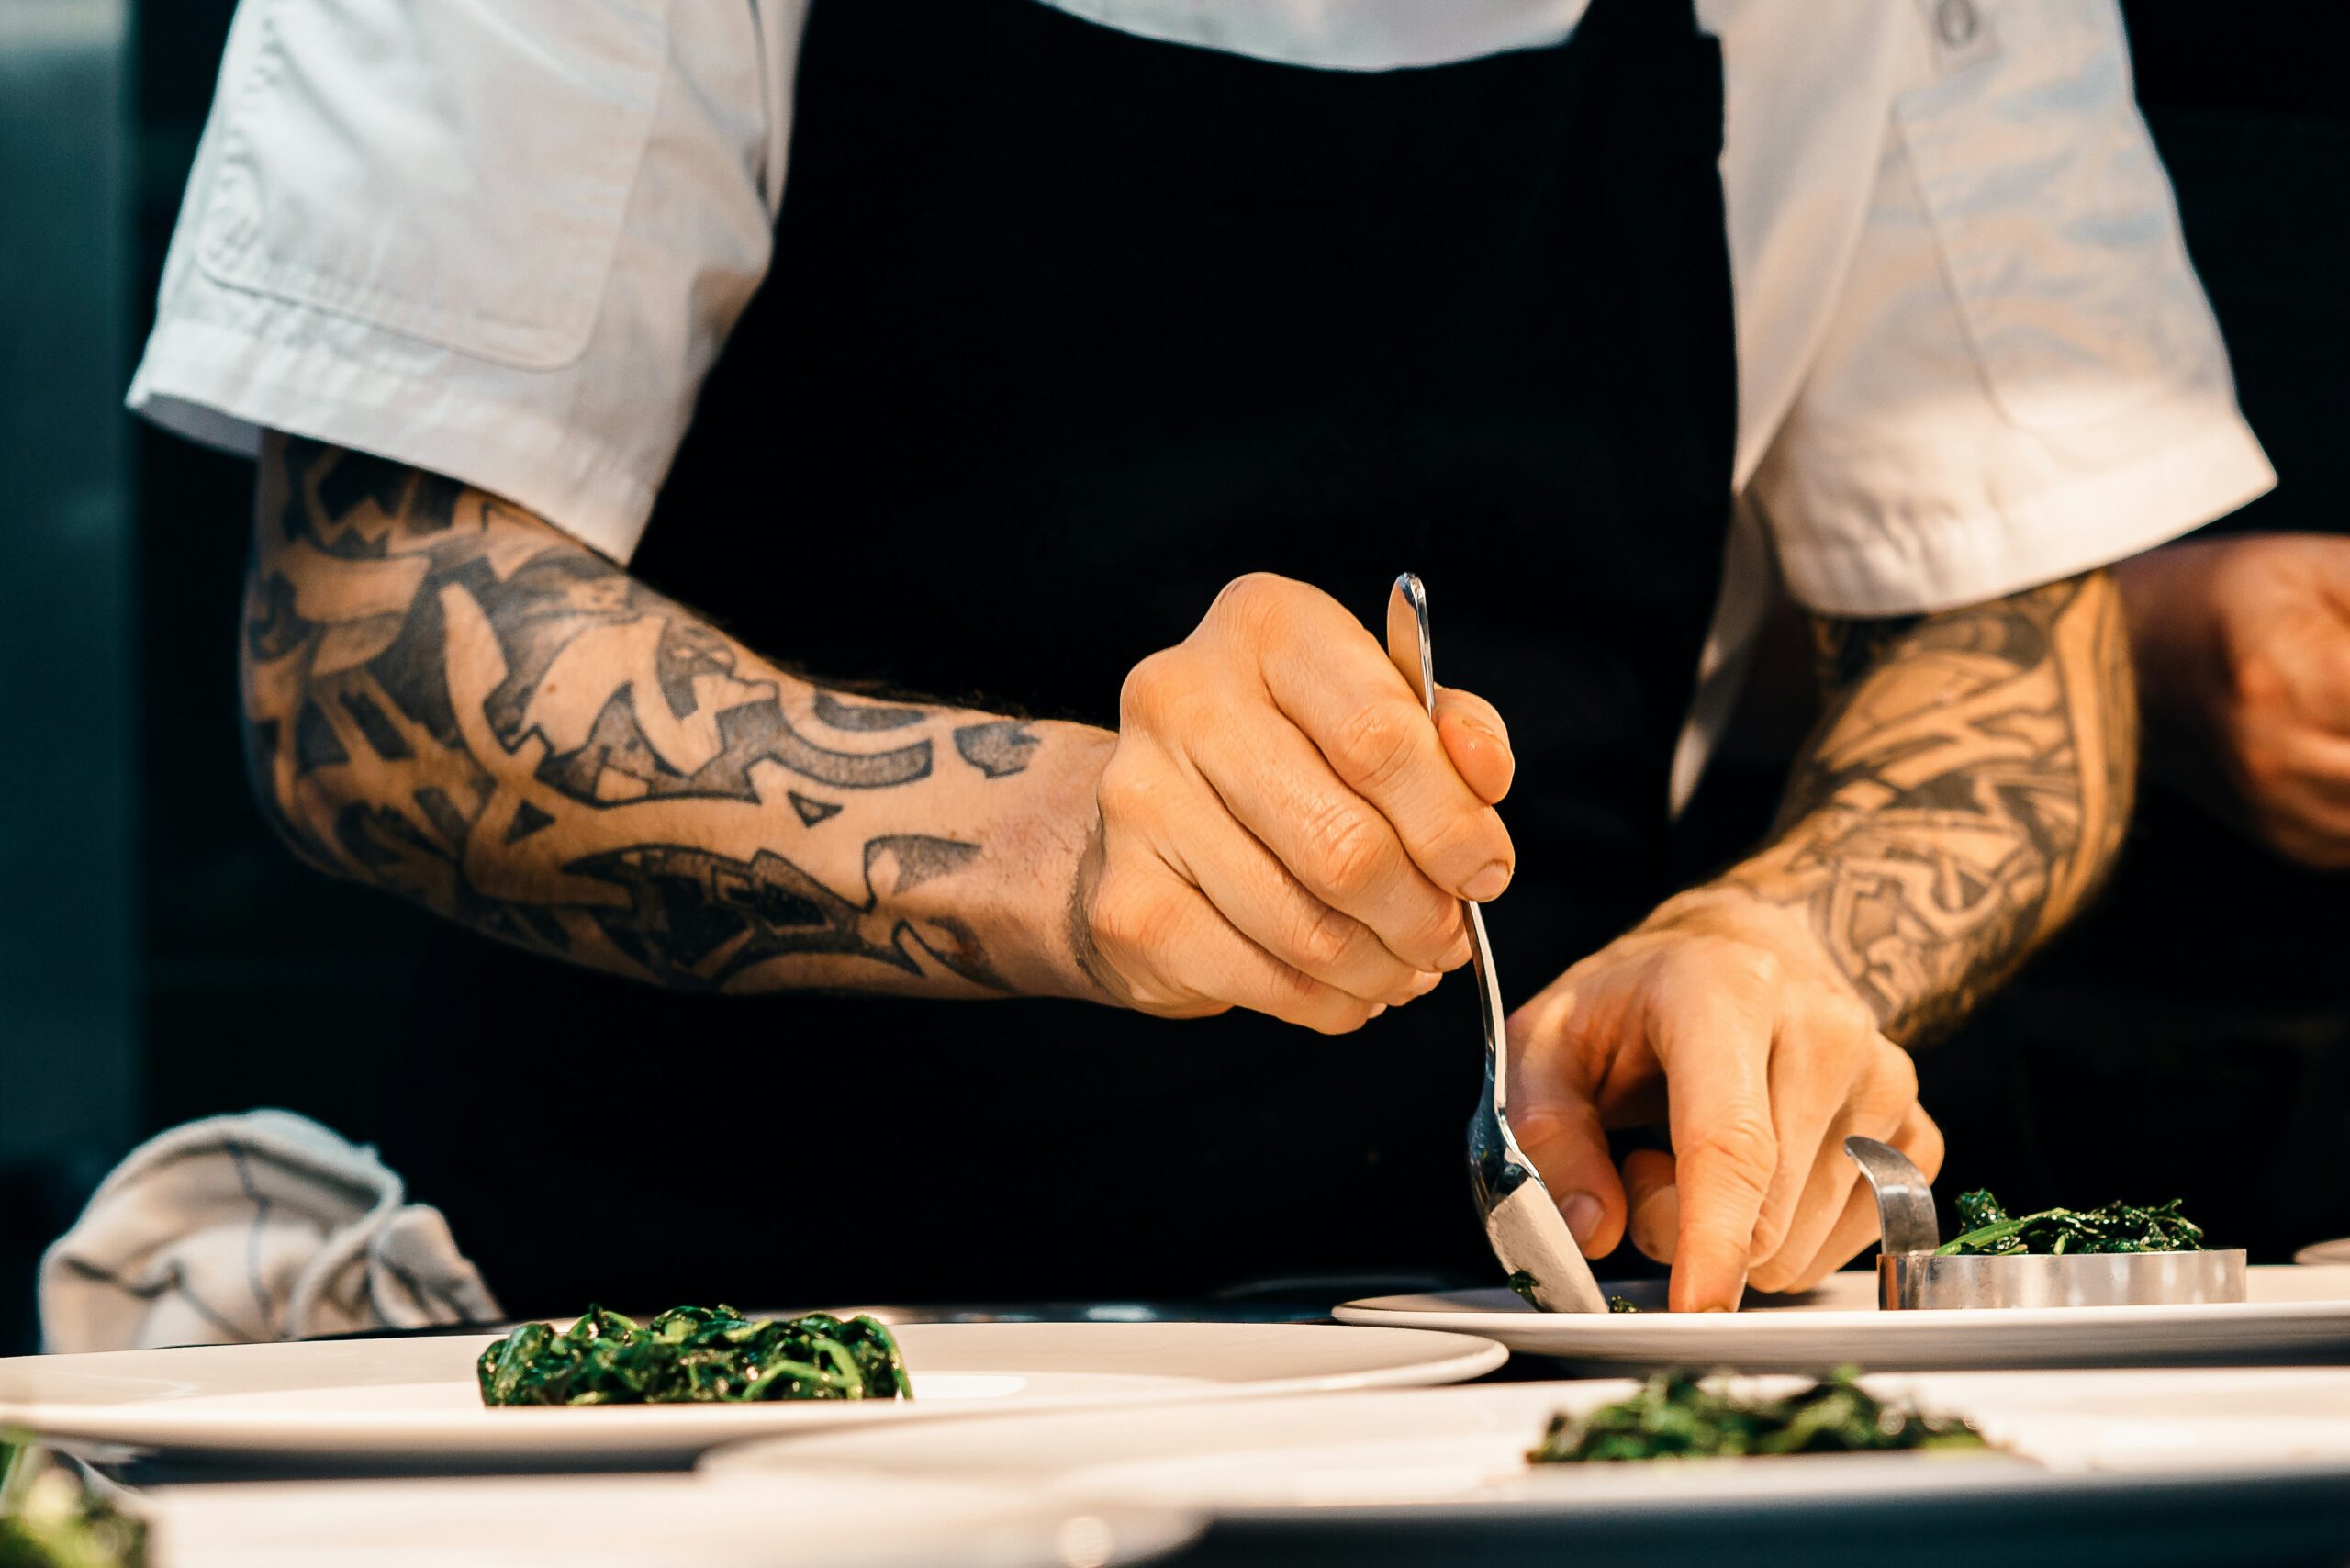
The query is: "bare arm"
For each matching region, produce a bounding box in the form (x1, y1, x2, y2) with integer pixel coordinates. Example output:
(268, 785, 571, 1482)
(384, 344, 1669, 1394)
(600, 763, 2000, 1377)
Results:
(241, 434, 1112, 998)
(242, 435, 1517, 1026)
(1721, 567, 2138, 1043)
(1507, 568, 2136, 1306)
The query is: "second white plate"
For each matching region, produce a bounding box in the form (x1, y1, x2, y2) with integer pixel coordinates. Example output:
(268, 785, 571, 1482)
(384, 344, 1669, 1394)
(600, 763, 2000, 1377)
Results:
(708, 1370, 2350, 1567)
(0, 1321, 1504, 1464)
(1333, 1265, 2350, 1372)
(149, 1472, 1199, 1568)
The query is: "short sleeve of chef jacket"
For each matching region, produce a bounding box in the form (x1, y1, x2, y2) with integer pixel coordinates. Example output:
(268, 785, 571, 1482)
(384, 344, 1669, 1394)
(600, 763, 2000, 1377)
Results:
(126, 0, 800, 565)
(130, 0, 2273, 601)
(1746, 0, 2273, 617)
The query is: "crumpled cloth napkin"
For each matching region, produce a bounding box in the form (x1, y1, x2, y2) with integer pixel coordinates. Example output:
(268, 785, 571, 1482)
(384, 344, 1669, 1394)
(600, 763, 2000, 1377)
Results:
(39, 1110, 501, 1352)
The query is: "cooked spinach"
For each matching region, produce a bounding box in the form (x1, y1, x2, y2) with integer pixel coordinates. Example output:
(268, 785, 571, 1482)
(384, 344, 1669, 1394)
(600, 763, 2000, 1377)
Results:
(1506, 1271, 1641, 1315)
(1935, 1189, 2206, 1257)
(476, 1305, 912, 1406)
(1528, 1367, 1986, 1463)
(0, 1434, 145, 1568)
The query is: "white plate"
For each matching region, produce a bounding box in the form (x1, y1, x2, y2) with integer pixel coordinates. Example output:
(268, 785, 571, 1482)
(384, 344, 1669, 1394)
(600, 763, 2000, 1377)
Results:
(710, 1370, 2350, 1566)
(0, 1321, 1502, 1464)
(149, 1472, 1198, 1568)
(1332, 1264, 2350, 1371)
(2295, 1237, 2350, 1266)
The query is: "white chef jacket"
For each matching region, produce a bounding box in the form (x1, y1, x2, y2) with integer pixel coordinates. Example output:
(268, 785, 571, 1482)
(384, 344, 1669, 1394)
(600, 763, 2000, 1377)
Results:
(129, 0, 2274, 805)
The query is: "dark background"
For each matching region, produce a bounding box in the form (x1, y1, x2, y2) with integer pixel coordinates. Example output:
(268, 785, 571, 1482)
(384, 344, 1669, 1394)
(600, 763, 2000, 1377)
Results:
(2, 3, 2344, 1353)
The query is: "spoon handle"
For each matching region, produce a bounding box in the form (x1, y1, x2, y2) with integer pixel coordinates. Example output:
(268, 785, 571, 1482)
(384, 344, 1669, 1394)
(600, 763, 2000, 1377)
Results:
(1386, 574, 1513, 1100)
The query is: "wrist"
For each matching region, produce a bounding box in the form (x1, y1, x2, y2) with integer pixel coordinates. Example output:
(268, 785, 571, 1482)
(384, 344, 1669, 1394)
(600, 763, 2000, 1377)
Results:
(2114, 543, 2226, 752)
(982, 721, 1120, 1002)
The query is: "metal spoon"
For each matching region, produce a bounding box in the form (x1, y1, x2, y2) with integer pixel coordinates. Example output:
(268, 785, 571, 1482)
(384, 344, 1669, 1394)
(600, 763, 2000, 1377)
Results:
(1386, 574, 1606, 1314)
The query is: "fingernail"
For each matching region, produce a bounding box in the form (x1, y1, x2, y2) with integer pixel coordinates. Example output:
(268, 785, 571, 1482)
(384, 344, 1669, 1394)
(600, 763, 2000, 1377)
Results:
(1461, 861, 1512, 902)
(1629, 1184, 1680, 1264)
(1561, 1192, 1604, 1249)
(1367, 1003, 1388, 1019)
(1410, 969, 1442, 997)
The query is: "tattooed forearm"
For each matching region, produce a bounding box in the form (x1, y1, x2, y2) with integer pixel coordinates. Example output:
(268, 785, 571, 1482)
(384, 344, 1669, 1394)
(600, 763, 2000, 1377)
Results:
(241, 436, 1105, 997)
(1720, 571, 2137, 1044)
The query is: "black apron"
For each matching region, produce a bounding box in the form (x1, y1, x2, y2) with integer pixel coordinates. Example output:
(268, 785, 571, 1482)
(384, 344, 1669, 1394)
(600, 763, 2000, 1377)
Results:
(395, 0, 1737, 1316)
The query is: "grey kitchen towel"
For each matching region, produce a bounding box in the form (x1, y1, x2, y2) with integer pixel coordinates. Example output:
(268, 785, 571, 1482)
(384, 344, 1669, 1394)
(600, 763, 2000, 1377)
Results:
(39, 1110, 501, 1352)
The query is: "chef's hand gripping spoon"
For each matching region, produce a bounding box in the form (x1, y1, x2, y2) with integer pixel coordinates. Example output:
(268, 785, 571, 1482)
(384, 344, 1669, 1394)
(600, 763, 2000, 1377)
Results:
(1386, 574, 1607, 1314)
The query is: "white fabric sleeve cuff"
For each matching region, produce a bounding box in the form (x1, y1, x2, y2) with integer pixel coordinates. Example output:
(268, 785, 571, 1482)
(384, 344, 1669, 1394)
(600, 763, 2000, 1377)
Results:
(1768, 401, 2274, 617)
(129, 316, 655, 563)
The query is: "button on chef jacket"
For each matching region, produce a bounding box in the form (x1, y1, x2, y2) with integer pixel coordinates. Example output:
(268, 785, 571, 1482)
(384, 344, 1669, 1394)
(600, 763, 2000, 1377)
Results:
(132, 0, 2273, 1309)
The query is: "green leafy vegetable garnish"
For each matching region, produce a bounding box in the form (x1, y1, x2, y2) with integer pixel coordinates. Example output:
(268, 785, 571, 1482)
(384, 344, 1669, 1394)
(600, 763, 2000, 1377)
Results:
(1, 1432, 146, 1568)
(1935, 1190, 2206, 1257)
(1528, 1367, 1987, 1464)
(1506, 1271, 1643, 1314)
(476, 1305, 912, 1406)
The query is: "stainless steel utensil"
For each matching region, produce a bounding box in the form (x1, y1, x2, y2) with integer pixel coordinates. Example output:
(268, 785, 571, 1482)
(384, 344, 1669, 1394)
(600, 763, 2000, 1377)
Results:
(1387, 573, 1606, 1315)
(1842, 1136, 2248, 1310)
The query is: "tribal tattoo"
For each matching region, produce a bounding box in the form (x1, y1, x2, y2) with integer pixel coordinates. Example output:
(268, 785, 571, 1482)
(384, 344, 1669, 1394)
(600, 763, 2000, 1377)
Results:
(241, 438, 1052, 994)
(1724, 572, 2137, 1044)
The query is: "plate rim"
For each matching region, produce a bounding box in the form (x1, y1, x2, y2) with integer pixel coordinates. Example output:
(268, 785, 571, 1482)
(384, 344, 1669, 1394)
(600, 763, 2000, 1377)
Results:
(0, 1320, 1508, 1460)
(1333, 1264, 2350, 1336)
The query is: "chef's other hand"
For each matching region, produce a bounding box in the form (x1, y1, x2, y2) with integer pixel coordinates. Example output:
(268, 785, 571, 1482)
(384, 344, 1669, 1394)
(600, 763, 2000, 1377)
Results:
(1505, 894, 1941, 1310)
(2121, 532, 2350, 869)
(1078, 572, 1515, 1033)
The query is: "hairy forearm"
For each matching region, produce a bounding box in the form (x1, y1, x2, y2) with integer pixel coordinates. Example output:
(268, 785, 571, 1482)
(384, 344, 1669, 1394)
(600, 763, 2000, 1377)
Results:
(1698, 570, 2137, 1044)
(241, 434, 1112, 998)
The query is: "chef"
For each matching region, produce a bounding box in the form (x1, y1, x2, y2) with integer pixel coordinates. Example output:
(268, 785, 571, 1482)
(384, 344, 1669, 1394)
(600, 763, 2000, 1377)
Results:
(129, 0, 2271, 1315)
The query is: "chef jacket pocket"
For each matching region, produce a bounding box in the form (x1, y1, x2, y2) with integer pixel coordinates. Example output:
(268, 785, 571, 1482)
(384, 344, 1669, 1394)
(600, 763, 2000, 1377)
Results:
(196, 0, 669, 371)
(1893, 41, 2206, 432)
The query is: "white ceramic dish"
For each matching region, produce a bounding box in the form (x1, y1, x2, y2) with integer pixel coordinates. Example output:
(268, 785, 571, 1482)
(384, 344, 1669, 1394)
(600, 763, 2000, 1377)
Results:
(1332, 1264, 2350, 1372)
(0, 1321, 1502, 1464)
(710, 1369, 2350, 1567)
(148, 1472, 1198, 1568)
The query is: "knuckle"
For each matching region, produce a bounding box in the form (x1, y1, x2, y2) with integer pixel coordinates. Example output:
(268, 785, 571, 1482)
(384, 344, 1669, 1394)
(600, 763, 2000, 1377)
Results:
(1812, 990, 1876, 1042)
(1869, 1040, 1920, 1104)
(2228, 644, 2288, 715)
(1405, 899, 1468, 968)
(1093, 752, 1146, 822)
(1208, 571, 1290, 633)
(1683, 1112, 1777, 1195)
(1288, 902, 1365, 977)
(1669, 936, 1783, 998)
(1118, 651, 1180, 724)
(1730, 942, 1785, 993)
(1088, 870, 1175, 960)
(1750, 1193, 1798, 1262)
(1328, 700, 1420, 792)
(1265, 966, 1362, 1035)
(1304, 804, 1390, 902)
